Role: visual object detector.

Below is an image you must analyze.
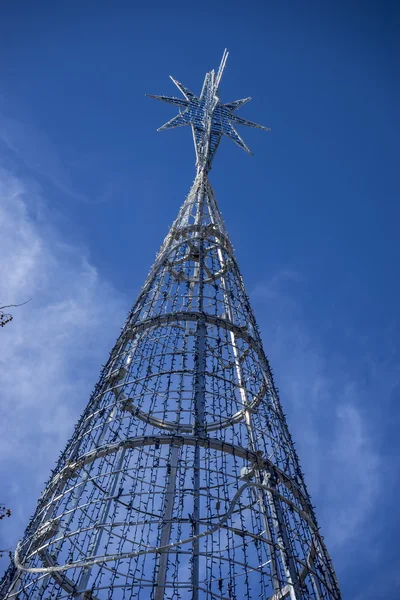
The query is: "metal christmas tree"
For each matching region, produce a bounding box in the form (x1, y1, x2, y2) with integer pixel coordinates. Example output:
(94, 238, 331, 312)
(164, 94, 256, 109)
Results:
(1, 50, 341, 600)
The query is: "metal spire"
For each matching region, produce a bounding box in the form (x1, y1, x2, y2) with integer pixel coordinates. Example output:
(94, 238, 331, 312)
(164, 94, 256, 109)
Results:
(147, 49, 270, 171)
(1, 51, 341, 600)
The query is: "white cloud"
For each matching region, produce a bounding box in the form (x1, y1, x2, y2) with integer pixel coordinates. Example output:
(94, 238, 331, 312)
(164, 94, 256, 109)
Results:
(251, 273, 382, 550)
(0, 169, 127, 563)
(328, 400, 380, 545)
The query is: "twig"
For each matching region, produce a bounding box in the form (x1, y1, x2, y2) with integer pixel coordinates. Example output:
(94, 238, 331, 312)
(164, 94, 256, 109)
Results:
(0, 298, 32, 311)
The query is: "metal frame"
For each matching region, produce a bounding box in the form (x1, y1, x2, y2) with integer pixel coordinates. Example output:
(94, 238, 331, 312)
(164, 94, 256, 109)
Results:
(0, 51, 341, 600)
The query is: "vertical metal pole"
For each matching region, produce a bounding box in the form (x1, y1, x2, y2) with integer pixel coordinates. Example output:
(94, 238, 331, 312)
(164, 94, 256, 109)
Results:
(307, 542, 323, 600)
(155, 444, 180, 600)
(192, 319, 206, 600)
(210, 192, 281, 594)
(191, 173, 207, 600)
(264, 472, 301, 600)
(76, 448, 126, 597)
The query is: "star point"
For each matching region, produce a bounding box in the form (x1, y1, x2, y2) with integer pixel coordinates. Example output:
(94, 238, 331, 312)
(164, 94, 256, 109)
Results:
(148, 50, 269, 171)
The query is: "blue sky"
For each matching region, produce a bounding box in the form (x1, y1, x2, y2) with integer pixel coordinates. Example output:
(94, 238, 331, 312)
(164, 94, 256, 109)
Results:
(0, 1, 399, 597)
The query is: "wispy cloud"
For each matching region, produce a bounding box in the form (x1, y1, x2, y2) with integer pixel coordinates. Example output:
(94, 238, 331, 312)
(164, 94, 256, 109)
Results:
(251, 272, 382, 549)
(0, 168, 127, 567)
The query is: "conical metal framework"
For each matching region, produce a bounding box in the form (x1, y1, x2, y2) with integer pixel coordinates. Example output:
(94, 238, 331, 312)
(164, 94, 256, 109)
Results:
(1, 51, 341, 600)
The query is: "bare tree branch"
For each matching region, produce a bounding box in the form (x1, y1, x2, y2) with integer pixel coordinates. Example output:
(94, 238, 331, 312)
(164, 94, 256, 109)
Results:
(0, 298, 32, 328)
(0, 298, 32, 311)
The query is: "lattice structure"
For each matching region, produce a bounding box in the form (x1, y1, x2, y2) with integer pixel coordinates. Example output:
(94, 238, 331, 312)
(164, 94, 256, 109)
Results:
(1, 51, 341, 600)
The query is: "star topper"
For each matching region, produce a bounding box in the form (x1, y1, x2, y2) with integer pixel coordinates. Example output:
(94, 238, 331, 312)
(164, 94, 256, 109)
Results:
(147, 49, 270, 172)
